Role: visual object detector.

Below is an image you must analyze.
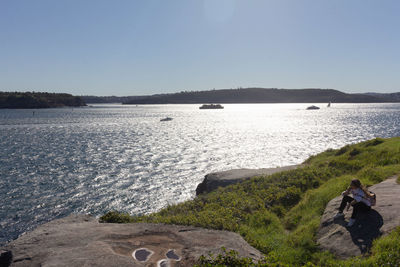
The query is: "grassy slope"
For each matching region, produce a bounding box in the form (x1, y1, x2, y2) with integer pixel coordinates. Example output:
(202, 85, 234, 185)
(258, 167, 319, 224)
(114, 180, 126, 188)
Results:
(101, 137, 400, 266)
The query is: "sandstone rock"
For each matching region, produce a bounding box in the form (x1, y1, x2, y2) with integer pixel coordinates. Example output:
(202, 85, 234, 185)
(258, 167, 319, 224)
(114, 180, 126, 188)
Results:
(317, 176, 400, 259)
(1, 214, 262, 267)
(196, 165, 300, 195)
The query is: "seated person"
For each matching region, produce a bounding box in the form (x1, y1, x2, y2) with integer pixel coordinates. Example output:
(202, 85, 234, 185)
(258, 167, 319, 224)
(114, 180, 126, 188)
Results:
(334, 179, 373, 227)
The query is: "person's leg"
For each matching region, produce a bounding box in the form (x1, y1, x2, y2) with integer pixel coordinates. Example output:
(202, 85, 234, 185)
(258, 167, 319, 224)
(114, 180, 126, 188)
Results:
(339, 195, 354, 212)
(351, 202, 361, 219)
(348, 202, 364, 226)
(351, 202, 371, 219)
(335, 195, 354, 219)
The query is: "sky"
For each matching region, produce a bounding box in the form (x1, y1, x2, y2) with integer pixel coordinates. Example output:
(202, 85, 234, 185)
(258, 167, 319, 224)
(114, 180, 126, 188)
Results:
(1, 0, 399, 96)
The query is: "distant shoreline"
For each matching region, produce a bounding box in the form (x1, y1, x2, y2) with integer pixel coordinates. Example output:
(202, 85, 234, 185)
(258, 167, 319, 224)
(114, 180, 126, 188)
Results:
(0, 92, 86, 109)
(81, 88, 400, 104)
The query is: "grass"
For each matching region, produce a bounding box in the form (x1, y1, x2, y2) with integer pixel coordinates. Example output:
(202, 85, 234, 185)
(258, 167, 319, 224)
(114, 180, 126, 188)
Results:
(101, 137, 400, 266)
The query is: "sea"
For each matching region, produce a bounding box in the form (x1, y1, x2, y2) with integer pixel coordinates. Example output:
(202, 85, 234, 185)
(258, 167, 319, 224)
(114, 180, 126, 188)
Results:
(1, 103, 400, 245)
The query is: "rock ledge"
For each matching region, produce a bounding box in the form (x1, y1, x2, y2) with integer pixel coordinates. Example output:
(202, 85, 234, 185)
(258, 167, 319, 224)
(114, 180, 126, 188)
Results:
(1, 214, 262, 267)
(196, 165, 300, 195)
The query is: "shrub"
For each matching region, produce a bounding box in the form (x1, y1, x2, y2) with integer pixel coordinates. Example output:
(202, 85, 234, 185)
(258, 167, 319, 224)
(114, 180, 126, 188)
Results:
(276, 186, 302, 208)
(365, 138, 385, 147)
(328, 159, 363, 173)
(335, 145, 349, 156)
(349, 148, 362, 157)
(195, 248, 291, 267)
(99, 211, 134, 223)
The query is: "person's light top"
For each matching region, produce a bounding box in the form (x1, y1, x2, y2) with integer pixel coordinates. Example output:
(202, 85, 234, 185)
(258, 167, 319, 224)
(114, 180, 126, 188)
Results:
(351, 188, 371, 206)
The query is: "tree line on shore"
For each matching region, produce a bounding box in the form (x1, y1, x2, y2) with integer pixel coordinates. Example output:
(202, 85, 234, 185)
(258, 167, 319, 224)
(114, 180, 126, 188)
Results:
(0, 92, 86, 109)
(83, 88, 400, 104)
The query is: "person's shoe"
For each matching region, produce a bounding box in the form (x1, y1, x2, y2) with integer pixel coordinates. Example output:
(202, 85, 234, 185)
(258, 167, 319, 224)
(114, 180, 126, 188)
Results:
(333, 212, 344, 219)
(347, 218, 356, 227)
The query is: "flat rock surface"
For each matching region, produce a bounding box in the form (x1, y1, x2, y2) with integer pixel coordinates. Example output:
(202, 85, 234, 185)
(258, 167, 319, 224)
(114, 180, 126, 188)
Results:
(317, 176, 400, 259)
(196, 165, 300, 195)
(1, 214, 262, 267)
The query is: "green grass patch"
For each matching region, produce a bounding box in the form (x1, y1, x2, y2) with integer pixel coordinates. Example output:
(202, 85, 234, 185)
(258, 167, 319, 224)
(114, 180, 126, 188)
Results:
(101, 137, 400, 266)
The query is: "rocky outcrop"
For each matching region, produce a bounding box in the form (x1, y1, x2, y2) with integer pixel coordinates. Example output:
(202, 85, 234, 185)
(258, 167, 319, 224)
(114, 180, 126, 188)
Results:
(317, 176, 400, 259)
(1, 214, 262, 267)
(196, 165, 300, 195)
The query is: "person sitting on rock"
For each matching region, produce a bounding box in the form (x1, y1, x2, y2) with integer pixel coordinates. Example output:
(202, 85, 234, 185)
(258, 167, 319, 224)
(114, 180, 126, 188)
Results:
(334, 179, 373, 227)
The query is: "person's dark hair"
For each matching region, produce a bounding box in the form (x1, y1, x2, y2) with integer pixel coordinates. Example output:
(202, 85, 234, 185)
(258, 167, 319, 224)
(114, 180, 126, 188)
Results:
(350, 179, 362, 188)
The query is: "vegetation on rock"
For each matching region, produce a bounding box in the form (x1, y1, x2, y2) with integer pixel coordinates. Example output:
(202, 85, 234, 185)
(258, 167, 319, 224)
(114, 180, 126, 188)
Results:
(101, 137, 400, 266)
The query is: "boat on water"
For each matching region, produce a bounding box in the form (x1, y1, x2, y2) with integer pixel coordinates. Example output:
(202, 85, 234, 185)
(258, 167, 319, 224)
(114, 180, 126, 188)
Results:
(306, 105, 320, 110)
(199, 104, 224, 109)
(160, 117, 173, 122)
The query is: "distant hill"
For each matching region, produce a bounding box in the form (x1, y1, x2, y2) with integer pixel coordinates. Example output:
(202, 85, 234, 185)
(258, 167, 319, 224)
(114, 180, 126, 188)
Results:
(122, 88, 398, 104)
(0, 92, 86, 109)
(81, 95, 138, 104)
(365, 92, 400, 102)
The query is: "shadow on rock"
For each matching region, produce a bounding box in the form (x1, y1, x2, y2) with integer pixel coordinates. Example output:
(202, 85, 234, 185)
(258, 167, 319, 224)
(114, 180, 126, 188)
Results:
(334, 209, 384, 254)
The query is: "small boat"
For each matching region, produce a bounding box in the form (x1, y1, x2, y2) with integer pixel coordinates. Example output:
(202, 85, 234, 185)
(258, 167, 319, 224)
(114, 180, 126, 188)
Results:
(327, 102, 331, 107)
(306, 105, 320, 110)
(160, 117, 173, 122)
(199, 104, 224, 109)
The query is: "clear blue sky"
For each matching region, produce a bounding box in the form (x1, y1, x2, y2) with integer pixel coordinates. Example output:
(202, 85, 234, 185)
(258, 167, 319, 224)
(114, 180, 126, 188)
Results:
(1, 0, 399, 96)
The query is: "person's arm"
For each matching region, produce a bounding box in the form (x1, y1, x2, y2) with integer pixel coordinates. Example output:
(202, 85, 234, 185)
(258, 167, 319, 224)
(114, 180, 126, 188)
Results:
(342, 187, 351, 196)
(363, 189, 373, 198)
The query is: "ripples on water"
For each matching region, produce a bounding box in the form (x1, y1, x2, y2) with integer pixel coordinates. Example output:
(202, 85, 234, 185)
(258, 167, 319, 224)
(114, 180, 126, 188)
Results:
(1, 103, 400, 244)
